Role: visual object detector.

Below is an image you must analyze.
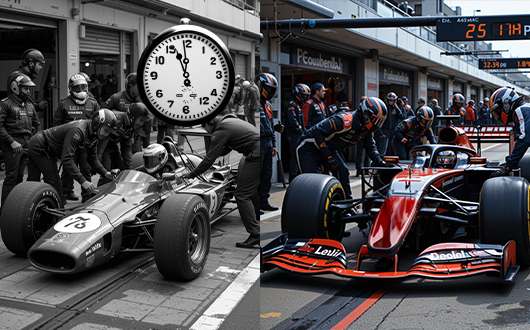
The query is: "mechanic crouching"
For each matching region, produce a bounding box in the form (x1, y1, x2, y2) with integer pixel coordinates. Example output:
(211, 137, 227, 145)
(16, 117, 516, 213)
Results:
(488, 88, 530, 177)
(393, 106, 436, 160)
(97, 103, 150, 186)
(296, 97, 392, 198)
(27, 109, 117, 206)
(182, 114, 260, 249)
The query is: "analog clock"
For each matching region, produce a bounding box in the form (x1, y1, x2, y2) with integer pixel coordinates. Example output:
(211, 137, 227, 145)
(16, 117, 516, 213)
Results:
(138, 22, 235, 126)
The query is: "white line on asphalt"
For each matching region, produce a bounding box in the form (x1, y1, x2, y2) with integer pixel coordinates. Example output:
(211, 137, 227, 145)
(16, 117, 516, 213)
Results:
(260, 179, 363, 221)
(481, 143, 503, 152)
(190, 254, 260, 330)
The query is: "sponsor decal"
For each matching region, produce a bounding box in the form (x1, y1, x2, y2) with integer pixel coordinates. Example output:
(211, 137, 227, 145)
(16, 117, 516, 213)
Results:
(314, 245, 343, 258)
(54, 213, 102, 233)
(297, 243, 314, 253)
(50, 233, 70, 243)
(85, 241, 102, 257)
(442, 174, 464, 188)
(194, 202, 206, 213)
(429, 250, 467, 260)
(86, 254, 95, 268)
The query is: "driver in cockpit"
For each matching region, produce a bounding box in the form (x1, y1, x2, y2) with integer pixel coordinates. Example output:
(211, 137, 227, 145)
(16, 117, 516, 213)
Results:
(141, 143, 169, 178)
(434, 150, 457, 169)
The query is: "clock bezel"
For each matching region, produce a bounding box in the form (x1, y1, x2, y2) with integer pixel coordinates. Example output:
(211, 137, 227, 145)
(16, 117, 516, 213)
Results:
(137, 24, 235, 126)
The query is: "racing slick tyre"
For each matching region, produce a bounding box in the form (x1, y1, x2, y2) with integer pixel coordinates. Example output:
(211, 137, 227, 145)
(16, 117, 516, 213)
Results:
(480, 176, 530, 267)
(518, 154, 530, 183)
(281, 173, 346, 241)
(154, 194, 210, 281)
(1, 182, 63, 256)
(131, 151, 144, 170)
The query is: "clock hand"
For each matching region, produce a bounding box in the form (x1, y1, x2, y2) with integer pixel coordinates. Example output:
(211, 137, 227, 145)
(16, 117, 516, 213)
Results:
(176, 51, 191, 87)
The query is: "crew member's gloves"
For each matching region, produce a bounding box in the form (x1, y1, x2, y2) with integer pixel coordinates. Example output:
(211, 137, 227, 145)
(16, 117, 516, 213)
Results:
(401, 138, 410, 146)
(274, 123, 284, 133)
(490, 165, 511, 178)
(373, 157, 394, 168)
(38, 100, 48, 111)
(327, 155, 338, 171)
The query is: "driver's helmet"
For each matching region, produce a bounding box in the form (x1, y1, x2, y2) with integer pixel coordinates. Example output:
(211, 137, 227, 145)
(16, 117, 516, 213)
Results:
(436, 150, 456, 168)
(359, 97, 387, 131)
(416, 106, 434, 128)
(143, 143, 168, 174)
(293, 83, 310, 103)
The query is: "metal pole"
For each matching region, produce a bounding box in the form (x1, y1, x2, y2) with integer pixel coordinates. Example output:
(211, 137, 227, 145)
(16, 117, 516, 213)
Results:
(260, 16, 437, 30)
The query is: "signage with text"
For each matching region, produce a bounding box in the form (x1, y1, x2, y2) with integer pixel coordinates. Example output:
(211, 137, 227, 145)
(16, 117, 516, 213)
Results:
(379, 67, 410, 85)
(479, 58, 530, 69)
(437, 15, 530, 41)
(290, 47, 350, 74)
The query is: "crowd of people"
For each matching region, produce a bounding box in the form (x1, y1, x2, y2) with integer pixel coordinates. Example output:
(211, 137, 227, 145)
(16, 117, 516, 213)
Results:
(259, 72, 530, 214)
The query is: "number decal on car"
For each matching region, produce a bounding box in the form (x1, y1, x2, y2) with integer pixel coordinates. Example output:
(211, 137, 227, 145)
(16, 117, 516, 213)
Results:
(54, 213, 102, 233)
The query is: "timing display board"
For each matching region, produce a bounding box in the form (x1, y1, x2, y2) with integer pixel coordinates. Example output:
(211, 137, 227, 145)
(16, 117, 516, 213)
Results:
(479, 58, 530, 70)
(436, 15, 530, 41)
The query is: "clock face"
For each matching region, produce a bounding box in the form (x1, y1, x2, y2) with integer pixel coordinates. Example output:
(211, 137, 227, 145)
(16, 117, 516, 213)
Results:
(138, 25, 235, 126)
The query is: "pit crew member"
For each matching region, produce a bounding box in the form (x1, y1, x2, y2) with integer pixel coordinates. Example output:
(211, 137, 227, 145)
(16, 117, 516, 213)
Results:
(97, 102, 150, 186)
(182, 114, 260, 249)
(53, 73, 100, 202)
(0, 73, 40, 208)
(296, 97, 390, 198)
(444, 93, 466, 126)
(302, 82, 328, 129)
(285, 83, 310, 183)
(489, 88, 530, 177)
(380, 92, 405, 156)
(394, 106, 436, 160)
(27, 109, 117, 205)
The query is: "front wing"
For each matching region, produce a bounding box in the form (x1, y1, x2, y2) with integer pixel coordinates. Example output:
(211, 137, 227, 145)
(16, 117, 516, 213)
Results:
(261, 234, 519, 282)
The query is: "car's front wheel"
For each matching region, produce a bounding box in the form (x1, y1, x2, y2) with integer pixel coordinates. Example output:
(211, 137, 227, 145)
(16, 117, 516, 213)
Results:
(1, 182, 63, 256)
(480, 176, 530, 267)
(154, 194, 210, 280)
(281, 173, 346, 241)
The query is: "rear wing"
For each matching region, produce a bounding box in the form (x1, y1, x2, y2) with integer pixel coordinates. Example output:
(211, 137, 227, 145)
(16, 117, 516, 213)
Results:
(460, 125, 514, 155)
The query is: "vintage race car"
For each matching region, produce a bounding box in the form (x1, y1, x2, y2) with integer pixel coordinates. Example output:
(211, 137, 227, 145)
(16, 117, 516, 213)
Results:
(0, 136, 241, 281)
(262, 117, 529, 282)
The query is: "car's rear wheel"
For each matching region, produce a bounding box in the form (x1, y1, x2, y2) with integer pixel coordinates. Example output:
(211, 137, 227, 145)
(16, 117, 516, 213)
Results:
(1, 182, 63, 256)
(154, 194, 210, 280)
(518, 154, 530, 183)
(281, 173, 346, 241)
(480, 176, 530, 267)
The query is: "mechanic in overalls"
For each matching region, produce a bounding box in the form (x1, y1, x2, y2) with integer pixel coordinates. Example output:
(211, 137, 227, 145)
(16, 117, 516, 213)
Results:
(27, 109, 117, 206)
(302, 82, 328, 129)
(97, 102, 150, 186)
(380, 92, 406, 157)
(259, 72, 282, 212)
(285, 83, 310, 183)
(488, 88, 530, 177)
(296, 97, 391, 198)
(182, 113, 260, 248)
(393, 106, 436, 160)
(52, 73, 100, 203)
(0, 73, 40, 209)
(104, 73, 145, 153)
(444, 93, 466, 126)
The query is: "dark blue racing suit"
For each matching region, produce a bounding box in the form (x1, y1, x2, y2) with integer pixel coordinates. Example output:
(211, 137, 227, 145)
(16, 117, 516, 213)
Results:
(506, 103, 530, 170)
(260, 98, 275, 205)
(393, 117, 436, 160)
(285, 97, 305, 182)
(296, 111, 382, 198)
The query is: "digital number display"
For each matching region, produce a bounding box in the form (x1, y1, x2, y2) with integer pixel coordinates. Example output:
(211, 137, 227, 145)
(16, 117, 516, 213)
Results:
(436, 15, 530, 41)
(479, 58, 530, 70)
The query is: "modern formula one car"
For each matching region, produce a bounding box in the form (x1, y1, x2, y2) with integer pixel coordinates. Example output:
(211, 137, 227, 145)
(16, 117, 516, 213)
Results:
(0, 136, 240, 281)
(262, 116, 530, 282)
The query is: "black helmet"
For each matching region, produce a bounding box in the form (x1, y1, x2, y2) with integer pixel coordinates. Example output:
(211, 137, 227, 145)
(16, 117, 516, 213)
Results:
(9, 73, 35, 101)
(126, 72, 137, 90)
(293, 83, 310, 103)
(416, 106, 434, 127)
(359, 97, 387, 131)
(260, 73, 278, 100)
(130, 102, 149, 119)
(489, 87, 523, 125)
(452, 93, 465, 108)
(22, 49, 45, 65)
(91, 109, 118, 140)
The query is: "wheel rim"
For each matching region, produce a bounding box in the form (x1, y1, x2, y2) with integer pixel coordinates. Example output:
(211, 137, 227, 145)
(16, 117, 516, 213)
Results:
(327, 190, 346, 240)
(188, 211, 207, 266)
(32, 198, 60, 240)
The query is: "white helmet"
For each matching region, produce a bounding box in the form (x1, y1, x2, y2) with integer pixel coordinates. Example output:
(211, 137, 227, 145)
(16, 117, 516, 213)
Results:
(68, 73, 88, 104)
(143, 143, 168, 174)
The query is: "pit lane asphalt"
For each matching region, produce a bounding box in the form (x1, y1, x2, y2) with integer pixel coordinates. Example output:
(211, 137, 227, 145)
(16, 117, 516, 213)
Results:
(0, 130, 259, 330)
(261, 142, 530, 330)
